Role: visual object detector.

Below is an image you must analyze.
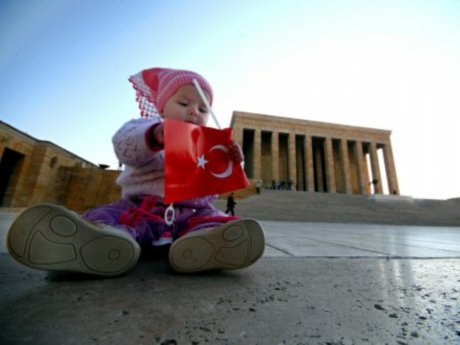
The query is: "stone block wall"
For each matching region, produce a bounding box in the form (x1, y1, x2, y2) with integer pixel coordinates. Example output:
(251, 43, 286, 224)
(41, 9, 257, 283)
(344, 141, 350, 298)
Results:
(56, 167, 121, 213)
(0, 121, 120, 212)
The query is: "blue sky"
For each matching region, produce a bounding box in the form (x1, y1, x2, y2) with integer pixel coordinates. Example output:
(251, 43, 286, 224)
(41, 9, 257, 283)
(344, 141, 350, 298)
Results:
(1, 0, 460, 200)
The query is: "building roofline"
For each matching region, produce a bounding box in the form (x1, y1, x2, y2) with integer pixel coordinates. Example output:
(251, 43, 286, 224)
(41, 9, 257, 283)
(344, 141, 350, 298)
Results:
(0, 120, 98, 167)
(230, 110, 392, 135)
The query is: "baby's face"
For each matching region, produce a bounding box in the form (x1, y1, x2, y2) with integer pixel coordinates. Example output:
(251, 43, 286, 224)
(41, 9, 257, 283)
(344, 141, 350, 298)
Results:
(161, 85, 210, 126)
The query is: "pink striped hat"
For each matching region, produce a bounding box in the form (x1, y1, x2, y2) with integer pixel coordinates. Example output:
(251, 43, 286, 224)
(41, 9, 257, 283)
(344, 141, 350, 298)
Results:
(129, 67, 213, 118)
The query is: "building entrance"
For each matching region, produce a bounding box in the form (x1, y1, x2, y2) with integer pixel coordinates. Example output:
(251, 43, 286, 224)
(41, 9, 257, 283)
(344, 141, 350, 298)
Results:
(0, 148, 25, 206)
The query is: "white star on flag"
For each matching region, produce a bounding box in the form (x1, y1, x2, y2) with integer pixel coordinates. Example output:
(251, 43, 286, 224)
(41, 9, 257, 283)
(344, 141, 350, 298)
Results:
(197, 154, 208, 169)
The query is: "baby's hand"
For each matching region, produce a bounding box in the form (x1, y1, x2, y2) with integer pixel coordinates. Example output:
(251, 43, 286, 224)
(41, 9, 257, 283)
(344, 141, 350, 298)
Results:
(150, 123, 165, 148)
(228, 141, 244, 163)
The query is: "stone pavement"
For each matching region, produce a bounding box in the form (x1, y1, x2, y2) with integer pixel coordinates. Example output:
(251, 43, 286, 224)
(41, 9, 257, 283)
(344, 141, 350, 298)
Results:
(1, 208, 460, 344)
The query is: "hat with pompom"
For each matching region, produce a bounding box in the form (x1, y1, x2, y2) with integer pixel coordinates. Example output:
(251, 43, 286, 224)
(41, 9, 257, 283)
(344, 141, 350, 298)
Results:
(128, 67, 213, 118)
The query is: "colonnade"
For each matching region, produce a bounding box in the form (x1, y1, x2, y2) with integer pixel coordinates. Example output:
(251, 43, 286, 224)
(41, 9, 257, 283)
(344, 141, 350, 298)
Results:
(231, 112, 399, 196)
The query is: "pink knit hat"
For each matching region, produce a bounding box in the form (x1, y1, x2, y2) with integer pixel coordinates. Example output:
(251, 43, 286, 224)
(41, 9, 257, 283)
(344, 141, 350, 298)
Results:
(129, 67, 213, 118)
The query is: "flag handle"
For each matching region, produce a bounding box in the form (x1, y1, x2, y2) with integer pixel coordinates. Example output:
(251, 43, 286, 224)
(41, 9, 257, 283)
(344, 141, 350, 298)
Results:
(193, 79, 221, 129)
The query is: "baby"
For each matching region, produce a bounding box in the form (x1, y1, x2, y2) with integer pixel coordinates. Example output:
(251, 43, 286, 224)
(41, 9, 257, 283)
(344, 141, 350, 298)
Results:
(7, 67, 265, 276)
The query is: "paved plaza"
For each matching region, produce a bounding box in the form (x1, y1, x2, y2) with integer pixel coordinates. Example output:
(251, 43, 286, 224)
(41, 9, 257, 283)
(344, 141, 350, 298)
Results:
(1, 207, 460, 344)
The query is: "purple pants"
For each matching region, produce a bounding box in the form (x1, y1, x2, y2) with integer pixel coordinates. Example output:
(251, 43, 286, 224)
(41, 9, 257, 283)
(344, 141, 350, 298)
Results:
(83, 195, 238, 247)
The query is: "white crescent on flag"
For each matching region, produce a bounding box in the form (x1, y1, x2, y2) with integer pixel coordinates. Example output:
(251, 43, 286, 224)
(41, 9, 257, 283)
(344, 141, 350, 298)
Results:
(196, 145, 233, 179)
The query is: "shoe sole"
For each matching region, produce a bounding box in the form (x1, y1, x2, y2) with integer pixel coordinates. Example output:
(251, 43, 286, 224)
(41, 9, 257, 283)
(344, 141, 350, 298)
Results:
(7, 204, 140, 277)
(168, 218, 265, 273)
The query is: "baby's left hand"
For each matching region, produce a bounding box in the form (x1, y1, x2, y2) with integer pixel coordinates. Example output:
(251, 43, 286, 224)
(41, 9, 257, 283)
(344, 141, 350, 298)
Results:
(228, 141, 244, 163)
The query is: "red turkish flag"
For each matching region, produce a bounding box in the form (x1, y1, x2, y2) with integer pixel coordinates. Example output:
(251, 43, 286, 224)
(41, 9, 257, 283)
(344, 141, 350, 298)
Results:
(164, 119, 250, 203)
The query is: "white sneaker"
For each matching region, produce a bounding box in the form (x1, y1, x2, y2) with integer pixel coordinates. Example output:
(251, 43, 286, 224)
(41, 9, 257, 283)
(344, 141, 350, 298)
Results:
(7, 204, 140, 277)
(169, 218, 265, 273)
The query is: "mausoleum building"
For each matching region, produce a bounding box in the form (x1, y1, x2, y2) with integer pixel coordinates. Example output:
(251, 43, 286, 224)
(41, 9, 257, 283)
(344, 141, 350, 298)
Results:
(231, 112, 399, 195)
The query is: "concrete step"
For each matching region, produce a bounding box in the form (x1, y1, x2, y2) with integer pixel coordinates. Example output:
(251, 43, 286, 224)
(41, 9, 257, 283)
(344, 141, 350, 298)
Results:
(215, 190, 460, 226)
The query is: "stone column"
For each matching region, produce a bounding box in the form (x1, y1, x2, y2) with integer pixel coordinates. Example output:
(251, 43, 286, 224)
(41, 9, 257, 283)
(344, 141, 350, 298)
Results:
(271, 131, 279, 183)
(354, 141, 368, 194)
(340, 139, 352, 194)
(233, 127, 249, 178)
(233, 127, 243, 147)
(382, 143, 399, 194)
(288, 132, 297, 190)
(369, 142, 383, 194)
(253, 128, 262, 181)
(325, 137, 336, 193)
(305, 135, 315, 192)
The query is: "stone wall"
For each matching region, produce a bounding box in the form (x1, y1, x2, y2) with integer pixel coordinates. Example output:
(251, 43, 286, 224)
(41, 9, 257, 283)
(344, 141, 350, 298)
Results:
(56, 167, 121, 213)
(0, 121, 120, 212)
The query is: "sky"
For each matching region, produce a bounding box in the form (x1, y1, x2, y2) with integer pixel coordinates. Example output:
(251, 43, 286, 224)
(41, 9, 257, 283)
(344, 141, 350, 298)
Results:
(1, 0, 460, 200)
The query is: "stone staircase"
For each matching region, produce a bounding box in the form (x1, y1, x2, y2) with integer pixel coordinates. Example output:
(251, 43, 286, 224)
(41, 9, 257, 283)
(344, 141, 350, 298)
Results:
(215, 189, 460, 226)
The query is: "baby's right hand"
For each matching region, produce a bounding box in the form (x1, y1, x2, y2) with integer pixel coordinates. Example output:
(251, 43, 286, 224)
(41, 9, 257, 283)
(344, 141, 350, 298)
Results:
(153, 123, 164, 145)
(148, 123, 164, 149)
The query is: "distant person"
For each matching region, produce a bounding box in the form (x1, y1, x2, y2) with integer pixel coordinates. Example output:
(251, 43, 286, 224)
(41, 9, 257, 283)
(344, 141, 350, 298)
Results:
(256, 180, 262, 194)
(371, 179, 379, 194)
(7, 67, 265, 277)
(225, 192, 237, 216)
